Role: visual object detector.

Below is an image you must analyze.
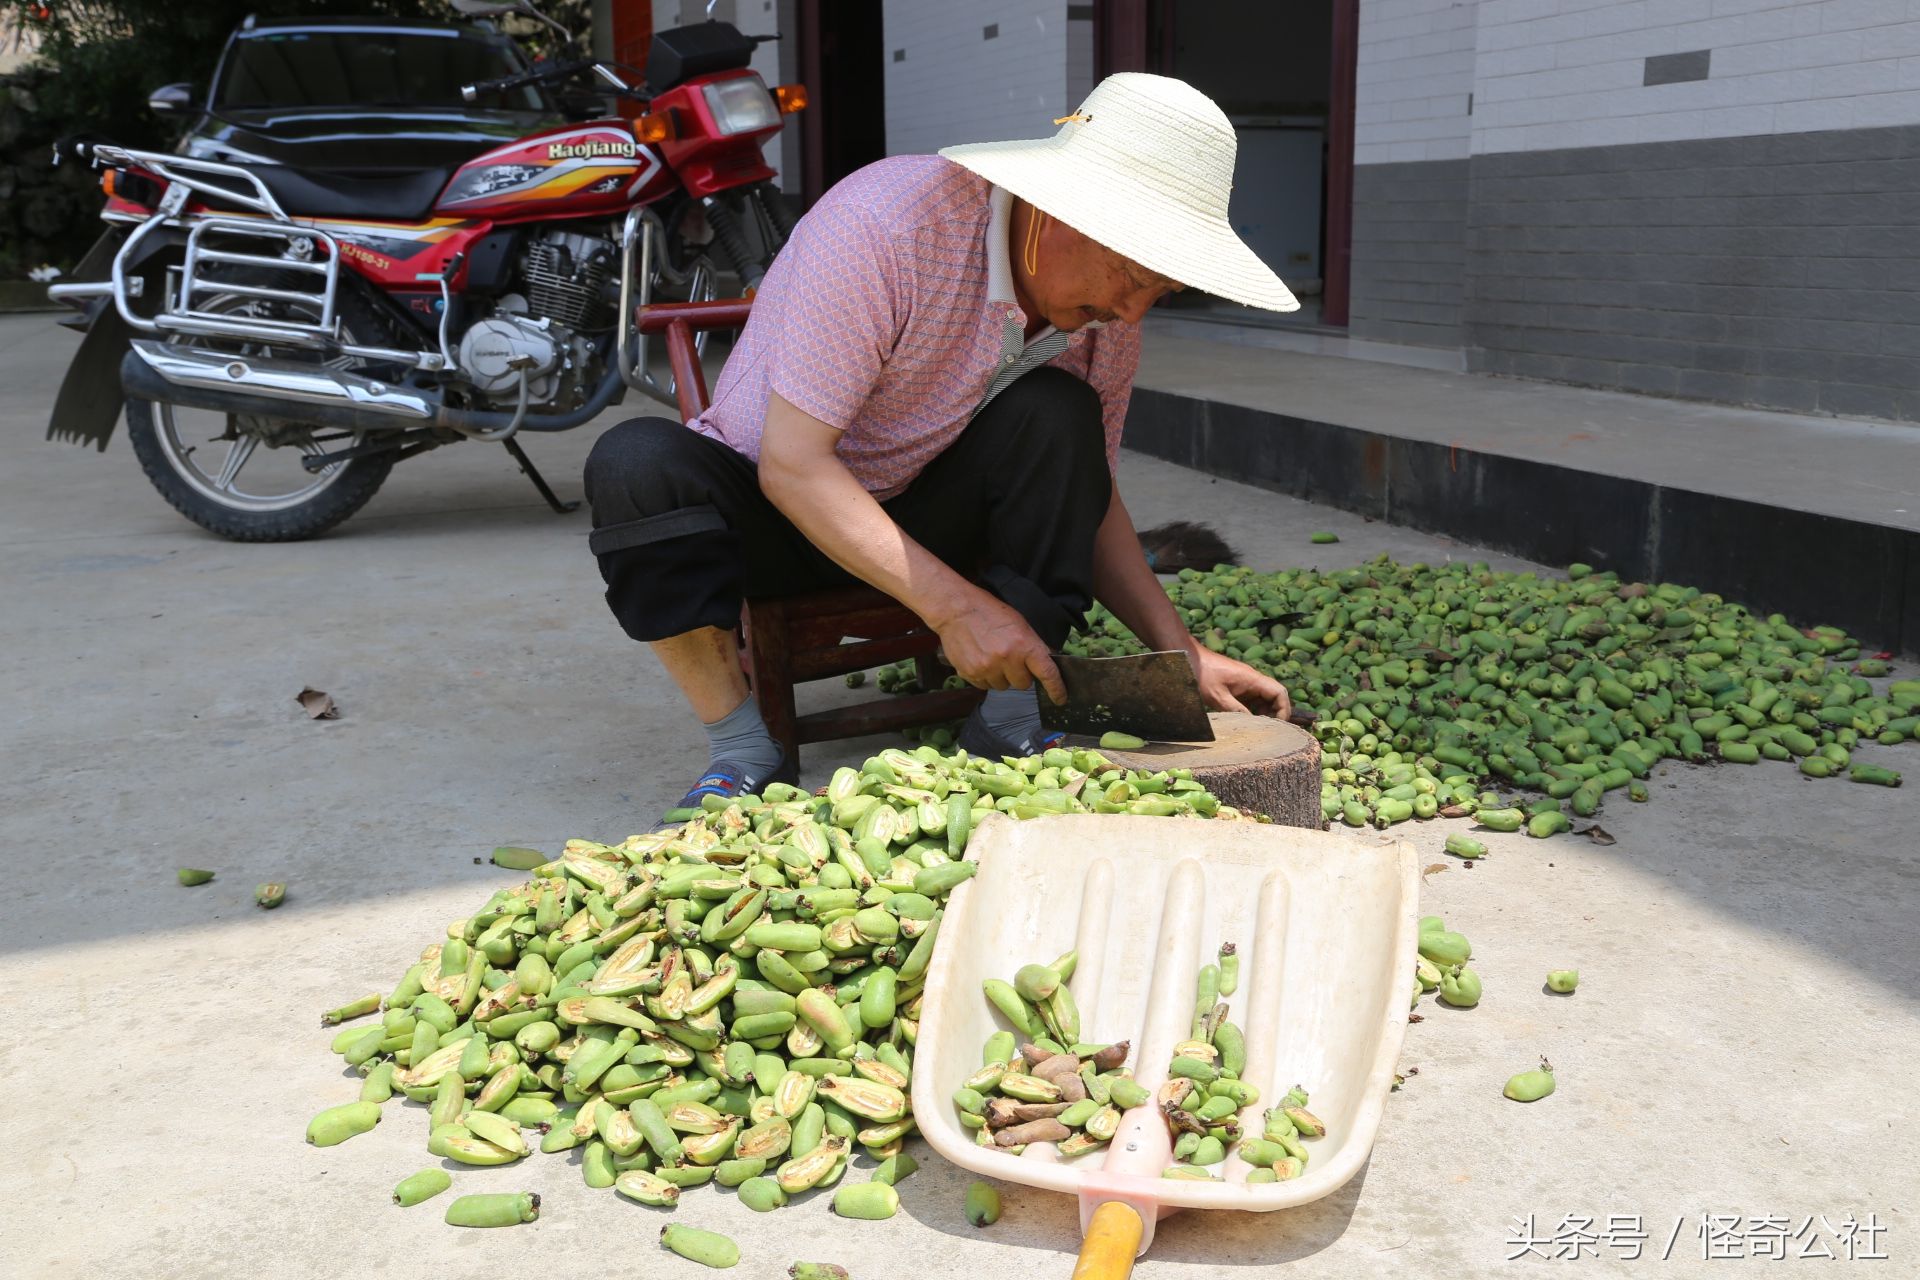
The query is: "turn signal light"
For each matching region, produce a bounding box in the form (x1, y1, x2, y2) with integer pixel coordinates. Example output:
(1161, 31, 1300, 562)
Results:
(100, 168, 118, 196)
(633, 111, 676, 144)
(774, 83, 808, 114)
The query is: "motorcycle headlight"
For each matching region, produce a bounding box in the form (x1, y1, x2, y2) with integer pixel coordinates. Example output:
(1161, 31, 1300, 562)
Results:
(702, 75, 780, 137)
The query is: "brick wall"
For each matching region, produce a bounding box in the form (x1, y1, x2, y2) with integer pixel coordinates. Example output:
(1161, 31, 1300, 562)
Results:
(883, 0, 1071, 156)
(1355, 0, 1479, 164)
(1463, 122, 1920, 420)
(1351, 159, 1472, 347)
(1351, 0, 1478, 345)
(1473, 0, 1920, 154)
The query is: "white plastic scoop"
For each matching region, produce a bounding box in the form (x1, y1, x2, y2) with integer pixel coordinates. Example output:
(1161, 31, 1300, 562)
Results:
(910, 813, 1418, 1277)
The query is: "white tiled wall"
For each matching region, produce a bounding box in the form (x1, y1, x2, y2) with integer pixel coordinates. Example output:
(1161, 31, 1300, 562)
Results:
(1356, 0, 1481, 165)
(1469, 0, 1920, 153)
(883, 0, 1072, 156)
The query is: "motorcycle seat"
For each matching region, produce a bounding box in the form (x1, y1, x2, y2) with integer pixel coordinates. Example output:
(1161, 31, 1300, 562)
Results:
(237, 163, 453, 222)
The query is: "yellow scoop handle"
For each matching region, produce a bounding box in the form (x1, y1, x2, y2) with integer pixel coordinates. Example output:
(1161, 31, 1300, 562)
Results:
(1072, 1201, 1145, 1280)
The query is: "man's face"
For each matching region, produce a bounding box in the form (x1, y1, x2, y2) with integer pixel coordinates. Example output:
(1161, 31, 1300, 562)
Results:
(1024, 216, 1185, 331)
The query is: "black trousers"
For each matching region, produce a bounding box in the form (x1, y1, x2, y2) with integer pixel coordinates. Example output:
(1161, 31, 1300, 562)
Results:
(583, 366, 1112, 649)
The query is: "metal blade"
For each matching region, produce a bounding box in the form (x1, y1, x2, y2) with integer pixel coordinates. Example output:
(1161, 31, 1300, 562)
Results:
(1038, 651, 1215, 742)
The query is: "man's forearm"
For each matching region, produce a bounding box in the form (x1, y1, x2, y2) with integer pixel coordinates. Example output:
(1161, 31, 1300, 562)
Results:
(759, 428, 976, 629)
(1091, 486, 1198, 654)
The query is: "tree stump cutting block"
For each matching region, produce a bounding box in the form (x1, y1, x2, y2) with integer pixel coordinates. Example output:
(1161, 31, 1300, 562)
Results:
(1069, 712, 1324, 829)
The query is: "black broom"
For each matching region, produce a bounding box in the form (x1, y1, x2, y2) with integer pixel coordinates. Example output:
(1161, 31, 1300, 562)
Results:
(1136, 520, 1239, 574)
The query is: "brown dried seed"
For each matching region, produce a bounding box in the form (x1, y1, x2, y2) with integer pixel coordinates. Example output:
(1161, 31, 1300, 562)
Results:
(1054, 1072, 1088, 1104)
(985, 1099, 1070, 1129)
(1019, 1043, 1051, 1067)
(1163, 1103, 1207, 1137)
(1031, 1054, 1081, 1085)
(1089, 1041, 1130, 1072)
(994, 1118, 1071, 1147)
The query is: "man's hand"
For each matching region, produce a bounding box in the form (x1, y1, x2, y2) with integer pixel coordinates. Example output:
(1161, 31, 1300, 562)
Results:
(1193, 646, 1291, 720)
(929, 589, 1067, 704)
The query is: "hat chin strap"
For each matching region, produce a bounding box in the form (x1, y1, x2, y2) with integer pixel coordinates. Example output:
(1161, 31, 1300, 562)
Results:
(1021, 204, 1049, 279)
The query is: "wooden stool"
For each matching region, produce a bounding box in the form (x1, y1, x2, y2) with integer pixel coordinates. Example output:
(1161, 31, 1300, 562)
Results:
(1065, 712, 1325, 829)
(739, 587, 983, 766)
(636, 298, 979, 768)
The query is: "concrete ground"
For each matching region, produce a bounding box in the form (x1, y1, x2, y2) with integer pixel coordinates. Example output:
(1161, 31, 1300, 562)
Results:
(2, 313, 1914, 1278)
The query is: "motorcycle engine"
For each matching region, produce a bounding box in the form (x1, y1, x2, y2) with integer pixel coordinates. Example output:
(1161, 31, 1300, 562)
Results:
(457, 314, 563, 398)
(457, 229, 619, 407)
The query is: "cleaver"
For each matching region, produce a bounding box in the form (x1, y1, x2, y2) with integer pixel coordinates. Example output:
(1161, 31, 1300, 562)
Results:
(1037, 651, 1215, 743)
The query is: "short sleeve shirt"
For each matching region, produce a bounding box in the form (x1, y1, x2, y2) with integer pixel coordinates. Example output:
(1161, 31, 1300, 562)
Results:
(690, 154, 1142, 500)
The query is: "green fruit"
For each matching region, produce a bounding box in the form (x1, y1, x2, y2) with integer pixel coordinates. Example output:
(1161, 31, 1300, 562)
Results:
(1504, 1059, 1557, 1102)
(1546, 969, 1579, 993)
(1417, 930, 1471, 967)
(660, 1224, 740, 1268)
(444, 1191, 539, 1227)
(738, 1175, 788, 1212)
(965, 1180, 1002, 1226)
(831, 1181, 900, 1220)
(391, 1168, 452, 1207)
(1438, 965, 1482, 1008)
(305, 1101, 380, 1147)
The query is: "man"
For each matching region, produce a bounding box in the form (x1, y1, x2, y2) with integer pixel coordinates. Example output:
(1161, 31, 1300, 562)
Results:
(584, 73, 1298, 815)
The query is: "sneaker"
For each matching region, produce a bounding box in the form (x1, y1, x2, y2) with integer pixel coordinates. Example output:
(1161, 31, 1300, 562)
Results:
(657, 751, 799, 828)
(956, 707, 1065, 760)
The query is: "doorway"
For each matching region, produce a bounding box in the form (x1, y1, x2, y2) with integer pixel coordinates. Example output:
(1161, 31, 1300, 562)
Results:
(1095, 0, 1353, 328)
(795, 0, 886, 208)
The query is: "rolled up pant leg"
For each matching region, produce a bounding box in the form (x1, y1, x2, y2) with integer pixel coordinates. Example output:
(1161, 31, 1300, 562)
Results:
(582, 418, 845, 642)
(883, 366, 1112, 650)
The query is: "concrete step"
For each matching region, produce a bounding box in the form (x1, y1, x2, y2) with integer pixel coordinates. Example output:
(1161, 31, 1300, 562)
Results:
(1128, 329, 1920, 652)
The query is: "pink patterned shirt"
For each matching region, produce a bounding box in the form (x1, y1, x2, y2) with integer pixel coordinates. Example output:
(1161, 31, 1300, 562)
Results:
(691, 154, 1142, 500)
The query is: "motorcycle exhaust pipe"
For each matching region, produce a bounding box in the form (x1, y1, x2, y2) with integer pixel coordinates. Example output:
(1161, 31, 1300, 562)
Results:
(120, 342, 631, 437)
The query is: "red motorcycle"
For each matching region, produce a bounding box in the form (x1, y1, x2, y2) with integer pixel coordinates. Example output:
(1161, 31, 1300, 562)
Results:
(45, 0, 803, 540)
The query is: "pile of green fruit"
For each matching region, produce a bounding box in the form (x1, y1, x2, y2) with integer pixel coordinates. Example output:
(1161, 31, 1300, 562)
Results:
(310, 744, 1234, 1239)
(1157, 945, 1323, 1182)
(1413, 914, 1481, 1010)
(954, 955, 1131, 1158)
(1067, 556, 1910, 832)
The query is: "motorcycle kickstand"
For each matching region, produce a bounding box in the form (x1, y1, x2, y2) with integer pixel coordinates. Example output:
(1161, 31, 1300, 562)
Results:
(500, 436, 581, 514)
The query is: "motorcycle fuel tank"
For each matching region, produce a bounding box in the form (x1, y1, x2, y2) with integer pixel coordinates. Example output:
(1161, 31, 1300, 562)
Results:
(435, 121, 668, 221)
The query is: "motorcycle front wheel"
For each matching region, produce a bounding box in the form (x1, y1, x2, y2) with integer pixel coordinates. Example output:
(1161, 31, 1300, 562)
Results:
(124, 286, 404, 542)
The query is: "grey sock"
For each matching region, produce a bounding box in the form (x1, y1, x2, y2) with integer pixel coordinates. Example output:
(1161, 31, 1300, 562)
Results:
(702, 695, 783, 786)
(979, 687, 1044, 753)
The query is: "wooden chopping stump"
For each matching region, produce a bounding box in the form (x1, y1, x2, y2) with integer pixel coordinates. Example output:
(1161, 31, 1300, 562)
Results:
(1068, 712, 1324, 829)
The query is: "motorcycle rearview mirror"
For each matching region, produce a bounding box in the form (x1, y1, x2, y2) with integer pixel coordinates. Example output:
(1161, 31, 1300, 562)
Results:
(147, 83, 195, 116)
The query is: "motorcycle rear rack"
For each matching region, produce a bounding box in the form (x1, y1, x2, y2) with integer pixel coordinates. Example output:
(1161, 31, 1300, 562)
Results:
(172, 217, 342, 343)
(87, 144, 445, 371)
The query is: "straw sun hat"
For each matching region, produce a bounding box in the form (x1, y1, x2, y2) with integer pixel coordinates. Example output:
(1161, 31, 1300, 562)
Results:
(940, 73, 1299, 313)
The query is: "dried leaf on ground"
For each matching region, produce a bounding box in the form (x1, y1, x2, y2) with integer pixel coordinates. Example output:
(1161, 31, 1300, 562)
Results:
(296, 687, 339, 720)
